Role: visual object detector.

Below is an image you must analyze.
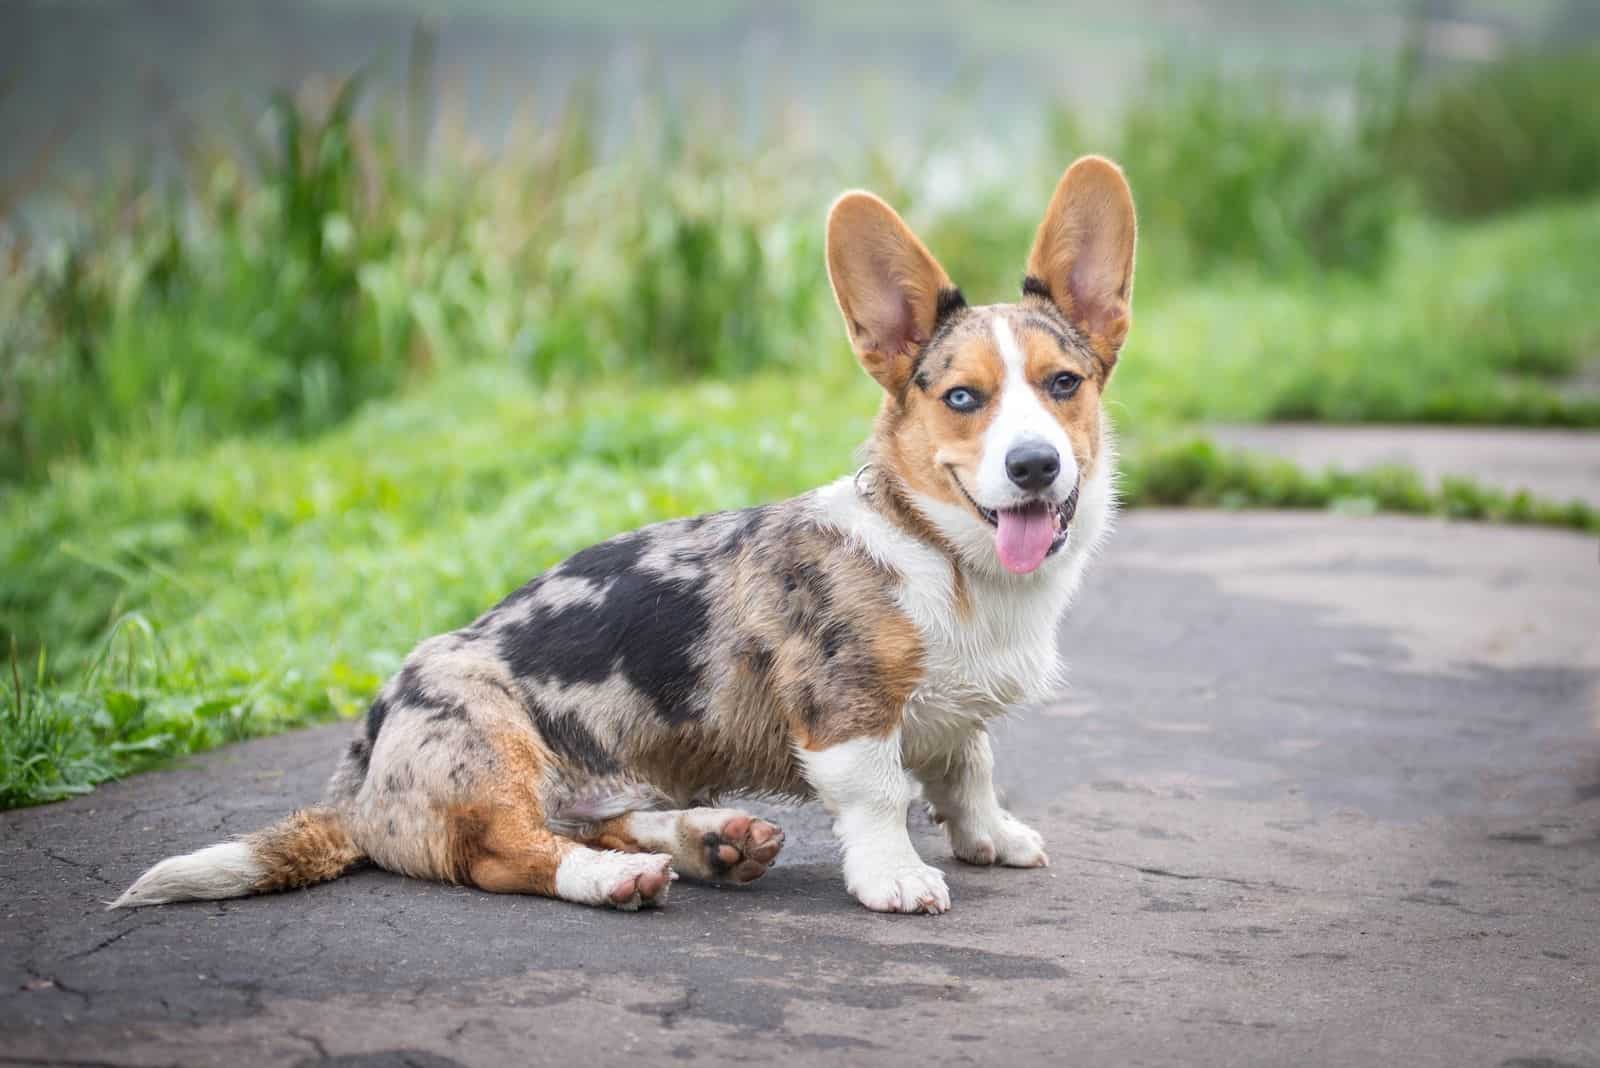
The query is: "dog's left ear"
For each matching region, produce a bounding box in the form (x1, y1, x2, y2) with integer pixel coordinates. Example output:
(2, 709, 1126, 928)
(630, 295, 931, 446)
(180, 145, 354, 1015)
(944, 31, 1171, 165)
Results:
(1025, 156, 1137, 369)
(826, 191, 957, 395)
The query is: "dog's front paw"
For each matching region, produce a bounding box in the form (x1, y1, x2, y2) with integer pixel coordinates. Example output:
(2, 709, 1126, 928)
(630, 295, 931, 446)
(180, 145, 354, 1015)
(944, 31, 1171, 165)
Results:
(992, 816, 1048, 867)
(845, 860, 951, 914)
(950, 815, 1048, 868)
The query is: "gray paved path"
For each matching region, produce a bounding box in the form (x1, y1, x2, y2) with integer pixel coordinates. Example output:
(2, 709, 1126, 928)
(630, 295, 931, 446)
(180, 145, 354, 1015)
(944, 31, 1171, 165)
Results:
(1210, 424, 1600, 508)
(4, 512, 1598, 1067)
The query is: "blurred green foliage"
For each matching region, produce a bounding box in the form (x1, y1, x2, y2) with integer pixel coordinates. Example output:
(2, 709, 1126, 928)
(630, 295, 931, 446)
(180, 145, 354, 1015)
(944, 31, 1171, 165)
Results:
(1383, 46, 1600, 219)
(6, 47, 1600, 484)
(1108, 67, 1401, 276)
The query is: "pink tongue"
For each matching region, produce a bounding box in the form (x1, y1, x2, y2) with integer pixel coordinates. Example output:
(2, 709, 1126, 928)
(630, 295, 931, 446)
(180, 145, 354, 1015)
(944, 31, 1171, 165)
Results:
(995, 505, 1056, 574)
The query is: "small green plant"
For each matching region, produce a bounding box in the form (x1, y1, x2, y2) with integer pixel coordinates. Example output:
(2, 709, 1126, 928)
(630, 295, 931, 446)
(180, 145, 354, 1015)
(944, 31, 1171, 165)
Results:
(0, 612, 363, 808)
(2, 644, 110, 807)
(1122, 437, 1599, 533)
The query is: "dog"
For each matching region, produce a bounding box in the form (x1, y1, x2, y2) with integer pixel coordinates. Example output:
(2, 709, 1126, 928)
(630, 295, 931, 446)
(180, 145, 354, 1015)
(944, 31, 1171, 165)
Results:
(113, 156, 1136, 915)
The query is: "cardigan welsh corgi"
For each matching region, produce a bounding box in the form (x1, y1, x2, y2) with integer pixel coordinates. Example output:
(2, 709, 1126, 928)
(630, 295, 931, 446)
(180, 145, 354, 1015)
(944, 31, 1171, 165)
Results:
(114, 156, 1136, 915)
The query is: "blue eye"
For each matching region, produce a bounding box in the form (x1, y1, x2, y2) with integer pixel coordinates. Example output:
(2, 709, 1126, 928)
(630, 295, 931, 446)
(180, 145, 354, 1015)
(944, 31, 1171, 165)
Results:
(1048, 372, 1083, 400)
(943, 387, 983, 413)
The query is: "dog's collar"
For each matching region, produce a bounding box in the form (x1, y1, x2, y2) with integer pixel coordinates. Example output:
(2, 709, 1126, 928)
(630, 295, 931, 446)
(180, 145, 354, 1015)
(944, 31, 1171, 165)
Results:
(852, 463, 874, 499)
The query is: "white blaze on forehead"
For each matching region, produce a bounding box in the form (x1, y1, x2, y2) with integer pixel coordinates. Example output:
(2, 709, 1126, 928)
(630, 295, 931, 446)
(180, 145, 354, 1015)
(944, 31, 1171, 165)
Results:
(975, 316, 1077, 505)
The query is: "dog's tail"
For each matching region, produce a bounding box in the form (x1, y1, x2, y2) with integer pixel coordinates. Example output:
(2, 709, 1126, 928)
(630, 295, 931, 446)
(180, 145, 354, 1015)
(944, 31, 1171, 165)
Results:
(110, 806, 365, 909)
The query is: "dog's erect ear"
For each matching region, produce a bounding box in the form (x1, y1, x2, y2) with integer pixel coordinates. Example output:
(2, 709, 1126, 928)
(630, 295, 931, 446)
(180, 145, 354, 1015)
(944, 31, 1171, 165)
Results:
(826, 192, 957, 395)
(1025, 156, 1137, 368)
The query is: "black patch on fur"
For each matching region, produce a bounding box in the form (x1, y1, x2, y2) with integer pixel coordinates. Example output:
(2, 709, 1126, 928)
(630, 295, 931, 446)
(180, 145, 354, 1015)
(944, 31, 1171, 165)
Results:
(499, 570, 711, 725)
(717, 506, 767, 556)
(493, 532, 646, 610)
(388, 663, 471, 723)
(346, 738, 372, 779)
(779, 558, 858, 664)
(525, 698, 618, 775)
(391, 664, 427, 708)
(907, 290, 975, 393)
(797, 687, 830, 731)
(425, 702, 468, 723)
(561, 532, 647, 580)
(363, 696, 390, 755)
(934, 286, 966, 326)
(819, 619, 853, 661)
(1022, 274, 1052, 302)
(782, 560, 833, 631)
(1021, 313, 1075, 353)
(737, 638, 775, 677)
(366, 696, 390, 738)
(703, 832, 735, 876)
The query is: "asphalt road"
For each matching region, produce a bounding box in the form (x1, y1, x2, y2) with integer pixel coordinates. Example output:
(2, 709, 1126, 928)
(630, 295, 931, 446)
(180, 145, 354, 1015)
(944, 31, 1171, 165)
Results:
(4, 511, 1598, 1067)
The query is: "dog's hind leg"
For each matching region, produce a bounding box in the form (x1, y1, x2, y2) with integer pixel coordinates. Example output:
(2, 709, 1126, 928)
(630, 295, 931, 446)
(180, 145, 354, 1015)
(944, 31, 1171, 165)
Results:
(445, 800, 674, 910)
(544, 780, 786, 884)
(572, 808, 785, 885)
(352, 681, 676, 911)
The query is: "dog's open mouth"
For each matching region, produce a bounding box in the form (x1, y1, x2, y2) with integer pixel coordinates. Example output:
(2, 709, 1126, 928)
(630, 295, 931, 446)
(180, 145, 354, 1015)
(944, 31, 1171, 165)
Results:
(953, 475, 1078, 575)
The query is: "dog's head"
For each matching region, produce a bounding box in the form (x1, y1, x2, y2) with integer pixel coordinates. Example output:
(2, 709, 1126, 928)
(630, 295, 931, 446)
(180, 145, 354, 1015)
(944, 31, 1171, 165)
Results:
(826, 156, 1136, 577)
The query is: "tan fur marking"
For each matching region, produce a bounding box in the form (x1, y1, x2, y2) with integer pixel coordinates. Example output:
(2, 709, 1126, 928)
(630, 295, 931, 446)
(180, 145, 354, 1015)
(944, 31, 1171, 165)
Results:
(247, 807, 365, 894)
(562, 814, 643, 854)
(441, 725, 574, 895)
(855, 607, 924, 737)
(444, 804, 576, 895)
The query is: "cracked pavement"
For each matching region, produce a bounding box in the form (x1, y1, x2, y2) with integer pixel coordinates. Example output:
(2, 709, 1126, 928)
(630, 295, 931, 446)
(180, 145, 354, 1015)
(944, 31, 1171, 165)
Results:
(3, 511, 1598, 1066)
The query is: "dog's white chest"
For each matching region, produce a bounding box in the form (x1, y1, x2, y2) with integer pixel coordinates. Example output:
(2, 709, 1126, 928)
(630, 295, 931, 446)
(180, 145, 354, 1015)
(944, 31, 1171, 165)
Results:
(897, 574, 1068, 761)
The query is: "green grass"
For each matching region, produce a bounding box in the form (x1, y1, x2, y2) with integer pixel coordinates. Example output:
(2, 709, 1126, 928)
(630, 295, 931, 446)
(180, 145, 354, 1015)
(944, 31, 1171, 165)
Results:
(1114, 200, 1600, 427)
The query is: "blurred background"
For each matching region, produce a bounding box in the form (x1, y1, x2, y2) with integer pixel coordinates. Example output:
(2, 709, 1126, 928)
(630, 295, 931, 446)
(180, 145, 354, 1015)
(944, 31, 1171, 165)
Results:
(2, 0, 1599, 807)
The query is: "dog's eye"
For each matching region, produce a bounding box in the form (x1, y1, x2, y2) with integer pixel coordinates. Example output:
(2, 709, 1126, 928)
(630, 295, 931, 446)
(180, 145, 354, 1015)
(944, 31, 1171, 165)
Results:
(943, 387, 983, 413)
(1047, 372, 1083, 401)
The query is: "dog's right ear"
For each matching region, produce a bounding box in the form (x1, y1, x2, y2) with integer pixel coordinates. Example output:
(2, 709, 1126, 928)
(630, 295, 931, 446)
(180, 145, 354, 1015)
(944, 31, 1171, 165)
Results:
(826, 192, 957, 395)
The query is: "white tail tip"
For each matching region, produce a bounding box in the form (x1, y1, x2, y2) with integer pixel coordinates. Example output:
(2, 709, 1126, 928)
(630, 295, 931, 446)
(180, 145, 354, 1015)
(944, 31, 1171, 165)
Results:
(110, 841, 264, 909)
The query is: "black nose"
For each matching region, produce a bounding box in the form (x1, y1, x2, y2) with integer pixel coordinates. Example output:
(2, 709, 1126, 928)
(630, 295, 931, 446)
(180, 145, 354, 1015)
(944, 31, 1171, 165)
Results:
(1004, 442, 1060, 491)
